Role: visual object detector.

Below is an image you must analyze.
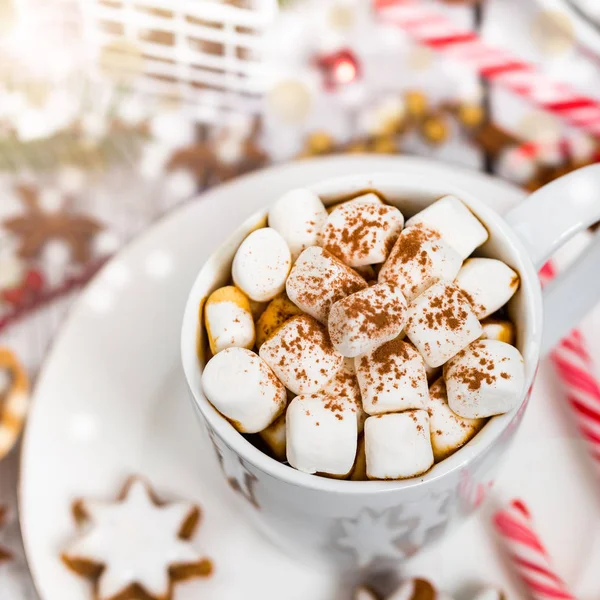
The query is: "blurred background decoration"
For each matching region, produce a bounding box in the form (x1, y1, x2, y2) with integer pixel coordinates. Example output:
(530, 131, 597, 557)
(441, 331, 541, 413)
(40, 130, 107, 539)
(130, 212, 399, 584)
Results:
(0, 0, 599, 369)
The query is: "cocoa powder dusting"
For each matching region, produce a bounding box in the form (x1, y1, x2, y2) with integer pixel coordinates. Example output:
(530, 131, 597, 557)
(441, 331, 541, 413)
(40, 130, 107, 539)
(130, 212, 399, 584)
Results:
(389, 226, 439, 265)
(412, 284, 470, 333)
(338, 284, 406, 342)
(289, 248, 366, 316)
(264, 314, 338, 390)
(371, 337, 412, 376)
(322, 203, 400, 264)
(449, 342, 498, 391)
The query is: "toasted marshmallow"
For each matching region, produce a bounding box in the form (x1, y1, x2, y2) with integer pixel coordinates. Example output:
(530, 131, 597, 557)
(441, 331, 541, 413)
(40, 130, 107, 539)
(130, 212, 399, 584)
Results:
(268, 188, 328, 260)
(354, 264, 377, 281)
(356, 338, 428, 415)
(455, 258, 520, 318)
(321, 201, 404, 267)
(481, 318, 516, 345)
(365, 411, 433, 480)
(286, 393, 358, 476)
(405, 195, 488, 259)
(259, 413, 287, 461)
(427, 378, 485, 462)
(201, 347, 286, 433)
(204, 286, 255, 354)
(350, 435, 367, 481)
(470, 587, 506, 600)
(249, 299, 268, 320)
(259, 314, 343, 395)
(405, 282, 483, 368)
(444, 340, 525, 418)
(328, 283, 407, 357)
(326, 357, 366, 432)
(255, 293, 303, 348)
(378, 226, 463, 301)
(232, 227, 291, 302)
(286, 246, 367, 323)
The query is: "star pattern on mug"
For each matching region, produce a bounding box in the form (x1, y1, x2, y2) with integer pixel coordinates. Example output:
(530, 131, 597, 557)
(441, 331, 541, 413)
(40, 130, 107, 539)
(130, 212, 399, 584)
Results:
(401, 491, 452, 548)
(331, 507, 419, 567)
(208, 427, 260, 510)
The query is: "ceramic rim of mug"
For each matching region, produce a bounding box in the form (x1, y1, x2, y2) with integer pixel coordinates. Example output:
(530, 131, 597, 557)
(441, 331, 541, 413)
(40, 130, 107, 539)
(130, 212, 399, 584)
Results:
(181, 172, 542, 494)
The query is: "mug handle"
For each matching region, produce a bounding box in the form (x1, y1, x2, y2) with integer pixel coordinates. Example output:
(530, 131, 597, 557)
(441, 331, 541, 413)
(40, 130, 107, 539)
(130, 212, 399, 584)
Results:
(504, 164, 600, 354)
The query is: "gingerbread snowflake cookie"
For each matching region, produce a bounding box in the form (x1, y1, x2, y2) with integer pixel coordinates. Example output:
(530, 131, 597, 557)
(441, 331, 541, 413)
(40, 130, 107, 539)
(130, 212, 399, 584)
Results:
(356, 579, 453, 600)
(355, 579, 505, 600)
(3, 183, 103, 264)
(62, 478, 213, 600)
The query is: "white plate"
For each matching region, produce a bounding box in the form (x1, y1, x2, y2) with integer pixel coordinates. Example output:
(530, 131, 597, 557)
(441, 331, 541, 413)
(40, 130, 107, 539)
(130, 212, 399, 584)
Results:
(20, 155, 600, 600)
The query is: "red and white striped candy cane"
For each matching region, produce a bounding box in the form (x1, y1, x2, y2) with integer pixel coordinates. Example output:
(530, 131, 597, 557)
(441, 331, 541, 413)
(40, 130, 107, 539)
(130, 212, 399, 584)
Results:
(493, 499, 575, 599)
(540, 261, 600, 472)
(374, 0, 600, 137)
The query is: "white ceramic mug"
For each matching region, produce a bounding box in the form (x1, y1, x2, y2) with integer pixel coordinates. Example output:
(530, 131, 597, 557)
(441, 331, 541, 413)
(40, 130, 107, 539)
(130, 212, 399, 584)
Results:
(181, 165, 600, 578)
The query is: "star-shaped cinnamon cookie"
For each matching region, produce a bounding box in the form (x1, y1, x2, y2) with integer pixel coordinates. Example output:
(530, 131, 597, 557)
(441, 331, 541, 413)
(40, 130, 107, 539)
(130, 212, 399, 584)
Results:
(62, 477, 213, 600)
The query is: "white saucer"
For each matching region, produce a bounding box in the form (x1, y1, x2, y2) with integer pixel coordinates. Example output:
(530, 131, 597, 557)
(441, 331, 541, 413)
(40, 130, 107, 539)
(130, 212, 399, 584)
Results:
(20, 156, 600, 600)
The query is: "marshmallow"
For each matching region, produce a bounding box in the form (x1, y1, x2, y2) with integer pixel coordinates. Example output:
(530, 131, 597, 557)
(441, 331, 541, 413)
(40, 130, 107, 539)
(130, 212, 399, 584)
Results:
(268, 188, 328, 260)
(286, 246, 367, 323)
(255, 293, 303, 348)
(325, 358, 366, 432)
(259, 314, 343, 395)
(345, 193, 384, 205)
(232, 227, 291, 302)
(481, 318, 516, 345)
(328, 283, 407, 357)
(405, 195, 488, 259)
(286, 393, 358, 476)
(427, 378, 485, 462)
(327, 193, 384, 215)
(365, 411, 434, 480)
(356, 338, 429, 415)
(405, 282, 483, 368)
(259, 413, 287, 461)
(444, 340, 525, 418)
(321, 201, 404, 267)
(454, 258, 520, 319)
(201, 347, 286, 433)
(204, 286, 255, 354)
(350, 435, 367, 480)
(378, 226, 463, 301)
(405, 339, 442, 383)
